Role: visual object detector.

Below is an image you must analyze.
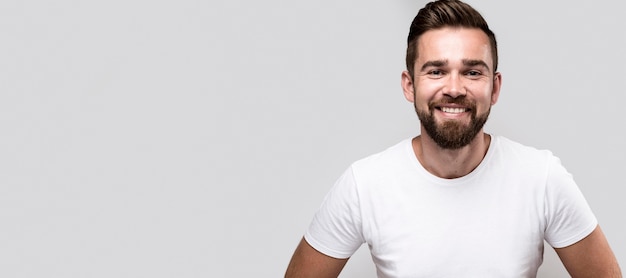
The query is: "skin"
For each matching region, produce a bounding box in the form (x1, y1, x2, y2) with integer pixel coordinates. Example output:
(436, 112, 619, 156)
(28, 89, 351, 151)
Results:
(285, 238, 347, 278)
(555, 226, 622, 277)
(285, 27, 622, 277)
(401, 27, 500, 179)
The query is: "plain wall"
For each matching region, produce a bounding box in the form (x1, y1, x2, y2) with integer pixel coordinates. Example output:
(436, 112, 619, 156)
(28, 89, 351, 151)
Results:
(0, 0, 623, 277)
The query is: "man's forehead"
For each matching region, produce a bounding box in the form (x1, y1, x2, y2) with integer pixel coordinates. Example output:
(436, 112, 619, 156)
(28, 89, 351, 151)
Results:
(415, 27, 492, 65)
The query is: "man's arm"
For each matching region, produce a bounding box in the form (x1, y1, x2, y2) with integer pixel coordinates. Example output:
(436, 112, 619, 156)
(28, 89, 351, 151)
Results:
(555, 225, 622, 278)
(285, 237, 349, 278)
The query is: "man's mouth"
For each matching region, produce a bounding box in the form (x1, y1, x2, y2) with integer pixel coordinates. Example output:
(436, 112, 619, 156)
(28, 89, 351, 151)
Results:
(439, 107, 468, 114)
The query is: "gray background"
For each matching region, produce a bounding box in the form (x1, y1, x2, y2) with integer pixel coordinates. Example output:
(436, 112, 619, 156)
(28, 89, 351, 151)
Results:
(0, 0, 623, 277)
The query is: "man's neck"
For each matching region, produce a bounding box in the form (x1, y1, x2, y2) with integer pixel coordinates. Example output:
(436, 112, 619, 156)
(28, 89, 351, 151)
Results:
(412, 131, 491, 179)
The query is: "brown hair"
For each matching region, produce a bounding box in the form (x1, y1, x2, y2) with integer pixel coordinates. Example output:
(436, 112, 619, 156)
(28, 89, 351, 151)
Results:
(405, 0, 498, 77)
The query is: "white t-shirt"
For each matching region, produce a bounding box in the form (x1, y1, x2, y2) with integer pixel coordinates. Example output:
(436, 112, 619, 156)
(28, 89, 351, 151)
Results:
(304, 136, 597, 278)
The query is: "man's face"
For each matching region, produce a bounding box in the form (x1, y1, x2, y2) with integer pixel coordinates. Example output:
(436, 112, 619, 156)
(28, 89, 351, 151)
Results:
(402, 27, 501, 149)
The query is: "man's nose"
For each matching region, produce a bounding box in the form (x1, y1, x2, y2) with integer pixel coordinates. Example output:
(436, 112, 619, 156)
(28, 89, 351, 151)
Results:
(444, 72, 466, 98)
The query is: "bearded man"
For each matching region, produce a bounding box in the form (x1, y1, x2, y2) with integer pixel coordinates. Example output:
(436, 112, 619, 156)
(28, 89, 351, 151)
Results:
(285, 0, 622, 277)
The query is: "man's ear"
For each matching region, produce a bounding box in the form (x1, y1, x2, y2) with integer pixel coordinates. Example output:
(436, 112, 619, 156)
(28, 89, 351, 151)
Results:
(401, 71, 415, 103)
(491, 72, 502, 105)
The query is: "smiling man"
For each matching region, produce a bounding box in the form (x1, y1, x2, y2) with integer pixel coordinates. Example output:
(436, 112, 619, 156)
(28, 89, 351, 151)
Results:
(404, 26, 499, 179)
(285, 0, 622, 277)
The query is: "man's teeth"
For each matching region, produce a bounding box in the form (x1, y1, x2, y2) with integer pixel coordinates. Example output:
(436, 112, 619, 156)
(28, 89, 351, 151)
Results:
(441, 107, 467, 114)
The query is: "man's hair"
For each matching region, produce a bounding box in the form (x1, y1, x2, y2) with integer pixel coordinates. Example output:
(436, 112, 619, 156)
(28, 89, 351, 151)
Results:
(406, 0, 498, 78)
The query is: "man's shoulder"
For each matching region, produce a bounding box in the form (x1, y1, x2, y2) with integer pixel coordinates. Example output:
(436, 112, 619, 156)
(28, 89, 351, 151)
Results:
(350, 138, 413, 172)
(494, 135, 550, 152)
(492, 135, 557, 165)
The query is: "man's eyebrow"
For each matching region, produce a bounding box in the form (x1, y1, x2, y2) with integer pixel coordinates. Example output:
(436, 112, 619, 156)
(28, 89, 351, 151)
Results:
(420, 60, 448, 71)
(419, 59, 491, 72)
(463, 59, 490, 71)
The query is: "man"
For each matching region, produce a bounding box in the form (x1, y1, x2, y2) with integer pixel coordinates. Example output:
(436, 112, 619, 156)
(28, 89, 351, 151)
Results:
(285, 0, 622, 277)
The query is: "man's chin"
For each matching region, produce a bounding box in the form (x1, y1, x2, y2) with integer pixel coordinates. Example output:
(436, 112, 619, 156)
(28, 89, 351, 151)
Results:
(430, 130, 480, 149)
(436, 117, 471, 126)
(437, 120, 471, 131)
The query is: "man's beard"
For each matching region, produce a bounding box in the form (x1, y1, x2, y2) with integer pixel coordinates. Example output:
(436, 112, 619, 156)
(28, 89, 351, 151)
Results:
(415, 96, 490, 149)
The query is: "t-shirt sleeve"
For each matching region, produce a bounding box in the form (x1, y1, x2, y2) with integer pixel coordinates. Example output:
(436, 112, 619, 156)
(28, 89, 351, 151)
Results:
(304, 166, 365, 259)
(544, 156, 598, 248)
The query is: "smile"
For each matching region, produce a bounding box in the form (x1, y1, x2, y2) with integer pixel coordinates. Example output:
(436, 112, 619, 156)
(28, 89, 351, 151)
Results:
(440, 107, 468, 114)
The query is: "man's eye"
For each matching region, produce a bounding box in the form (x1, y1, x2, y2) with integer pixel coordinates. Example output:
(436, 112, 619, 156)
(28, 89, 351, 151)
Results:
(429, 70, 443, 76)
(466, 70, 482, 76)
